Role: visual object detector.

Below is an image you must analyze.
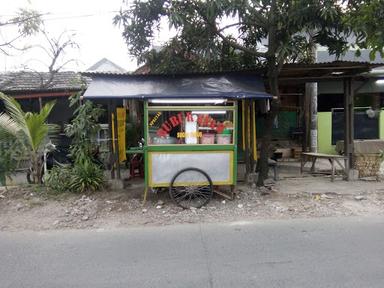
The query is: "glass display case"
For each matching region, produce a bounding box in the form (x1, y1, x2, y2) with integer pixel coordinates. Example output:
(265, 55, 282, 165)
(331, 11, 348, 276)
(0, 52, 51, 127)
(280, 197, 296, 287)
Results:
(147, 109, 234, 145)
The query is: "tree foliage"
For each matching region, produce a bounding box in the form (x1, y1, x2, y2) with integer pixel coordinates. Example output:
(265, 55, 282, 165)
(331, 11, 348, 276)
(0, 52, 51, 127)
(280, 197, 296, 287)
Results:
(115, 0, 384, 185)
(46, 92, 105, 194)
(115, 0, 366, 71)
(0, 138, 24, 186)
(0, 93, 57, 184)
(0, 8, 42, 55)
(60, 93, 105, 193)
(346, 0, 384, 59)
(65, 93, 104, 164)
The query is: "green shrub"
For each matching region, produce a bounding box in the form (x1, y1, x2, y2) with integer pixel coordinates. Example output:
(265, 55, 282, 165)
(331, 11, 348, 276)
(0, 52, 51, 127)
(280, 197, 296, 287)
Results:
(0, 93, 58, 184)
(68, 160, 104, 193)
(0, 139, 24, 186)
(46, 162, 104, 194)
(0, 146, 14, 186)
(46, 93, 105, 194)
(45, 165, 72, 193)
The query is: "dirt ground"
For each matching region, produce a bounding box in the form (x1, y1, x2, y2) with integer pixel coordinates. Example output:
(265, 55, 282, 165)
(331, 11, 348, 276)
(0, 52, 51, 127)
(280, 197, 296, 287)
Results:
(1, 166, 384, 231)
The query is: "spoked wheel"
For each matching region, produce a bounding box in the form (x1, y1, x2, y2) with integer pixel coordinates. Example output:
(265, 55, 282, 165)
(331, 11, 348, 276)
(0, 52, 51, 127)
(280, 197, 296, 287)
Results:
(169, 167, 213, 209)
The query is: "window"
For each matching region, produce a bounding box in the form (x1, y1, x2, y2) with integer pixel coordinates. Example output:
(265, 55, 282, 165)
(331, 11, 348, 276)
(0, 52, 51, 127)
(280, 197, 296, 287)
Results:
(147, 109, 234, 145)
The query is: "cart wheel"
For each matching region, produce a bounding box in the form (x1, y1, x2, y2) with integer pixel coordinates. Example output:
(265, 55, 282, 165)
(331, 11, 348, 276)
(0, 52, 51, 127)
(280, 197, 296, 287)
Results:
(169, 168, 213, 209)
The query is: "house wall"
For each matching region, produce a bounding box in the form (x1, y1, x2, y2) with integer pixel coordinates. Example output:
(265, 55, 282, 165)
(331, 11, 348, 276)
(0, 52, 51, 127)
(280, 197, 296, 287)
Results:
(256, 111, 298, 140)
(380, 110, 384, 139)
(317, 77, 384, 154)
(317, 110, 384, 154)
(318, 112, 334, 154)
(44, 97, 74, 130)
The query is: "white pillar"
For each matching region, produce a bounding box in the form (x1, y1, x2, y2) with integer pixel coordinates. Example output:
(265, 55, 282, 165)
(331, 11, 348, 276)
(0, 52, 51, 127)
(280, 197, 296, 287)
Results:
(306, 82, 318, 152)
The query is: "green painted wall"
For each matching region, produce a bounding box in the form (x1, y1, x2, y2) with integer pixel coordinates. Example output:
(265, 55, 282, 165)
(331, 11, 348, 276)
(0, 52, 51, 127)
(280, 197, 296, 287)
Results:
(318, 112, 336, 154)
(257, 111, 298, 139)
(380, 110, 384, 139)
(318, 110, 384, 154)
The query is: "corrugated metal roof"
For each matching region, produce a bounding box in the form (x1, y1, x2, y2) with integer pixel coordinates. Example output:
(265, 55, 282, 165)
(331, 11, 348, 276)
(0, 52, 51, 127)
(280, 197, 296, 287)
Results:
(82, 69, 264, 77)
(0, 71, 88, 93)
(317, 50, 384, 64)
(82, 61, 380, 77)
(278, 61, 380, 82)
(283, 60, 380, 68)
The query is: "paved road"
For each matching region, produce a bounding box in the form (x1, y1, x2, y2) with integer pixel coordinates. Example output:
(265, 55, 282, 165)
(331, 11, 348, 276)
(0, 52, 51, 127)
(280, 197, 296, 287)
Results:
(1, 217, 384, 288)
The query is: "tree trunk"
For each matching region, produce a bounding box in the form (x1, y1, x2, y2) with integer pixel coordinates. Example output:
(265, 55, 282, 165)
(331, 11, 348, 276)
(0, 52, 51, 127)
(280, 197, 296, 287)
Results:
(257, 70, 279, 186)
(128, 99, 142, 145)
(31, 152, 42, 184)
(256, 0, 280, 187)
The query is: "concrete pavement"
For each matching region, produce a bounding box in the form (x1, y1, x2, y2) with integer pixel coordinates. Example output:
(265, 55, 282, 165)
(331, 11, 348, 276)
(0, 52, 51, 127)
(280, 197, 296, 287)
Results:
(1, 217, 384, 288)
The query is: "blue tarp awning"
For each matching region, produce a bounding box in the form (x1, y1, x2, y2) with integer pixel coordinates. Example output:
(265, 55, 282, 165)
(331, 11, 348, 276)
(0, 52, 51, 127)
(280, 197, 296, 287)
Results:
(83, 74, 271, 100)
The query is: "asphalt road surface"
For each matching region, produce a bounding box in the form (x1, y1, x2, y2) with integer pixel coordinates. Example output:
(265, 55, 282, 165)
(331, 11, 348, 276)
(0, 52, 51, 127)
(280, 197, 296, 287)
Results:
(1, 216, 384, 288)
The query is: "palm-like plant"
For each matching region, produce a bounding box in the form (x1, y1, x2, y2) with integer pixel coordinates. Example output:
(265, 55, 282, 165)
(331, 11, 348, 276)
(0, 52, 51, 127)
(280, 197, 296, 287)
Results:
(0, 93, 57, 184)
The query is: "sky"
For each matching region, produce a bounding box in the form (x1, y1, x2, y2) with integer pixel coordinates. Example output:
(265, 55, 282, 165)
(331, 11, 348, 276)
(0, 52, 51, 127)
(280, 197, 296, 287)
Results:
(0, 0, 145, 72)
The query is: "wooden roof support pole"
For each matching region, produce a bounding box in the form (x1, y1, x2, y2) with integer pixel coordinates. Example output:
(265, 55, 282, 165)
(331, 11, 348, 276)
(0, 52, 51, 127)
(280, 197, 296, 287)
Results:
(343, 78, 354, 180)
(303, 85, 310, 152)
(252, 101, 258, 165)
(38, 97, 43, 111)
(349, 79, 355, 172)
(343, 79, 350, 180)
(108, 100, 115, 179)
(113, 102, 121, 180)
(244, 100, 251, 176)
(249, 100, 255, 172)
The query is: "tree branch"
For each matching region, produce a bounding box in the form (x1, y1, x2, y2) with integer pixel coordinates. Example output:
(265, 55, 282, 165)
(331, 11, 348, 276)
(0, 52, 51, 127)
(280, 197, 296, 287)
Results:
(197, 10, 267, 58)
(218, 22, 243, 32)
(247, 10, 268, 28)
(0, 34, 24, 47)
(0, 13, 44, 27)
(215, 26, 267, 58)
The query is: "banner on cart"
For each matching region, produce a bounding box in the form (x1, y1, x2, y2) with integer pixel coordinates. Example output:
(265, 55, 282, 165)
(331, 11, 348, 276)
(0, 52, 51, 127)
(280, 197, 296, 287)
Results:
(149, 151, 233, 187)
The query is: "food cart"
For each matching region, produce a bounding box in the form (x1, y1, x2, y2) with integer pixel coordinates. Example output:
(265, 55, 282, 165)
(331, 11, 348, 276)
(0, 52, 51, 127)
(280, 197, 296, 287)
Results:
(83, 73, 271, 208)
(144, 98, 238, 208)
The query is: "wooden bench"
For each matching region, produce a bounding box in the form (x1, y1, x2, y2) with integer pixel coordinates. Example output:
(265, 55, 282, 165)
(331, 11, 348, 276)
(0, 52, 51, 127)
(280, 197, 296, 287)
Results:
(300, 152, 347, 182)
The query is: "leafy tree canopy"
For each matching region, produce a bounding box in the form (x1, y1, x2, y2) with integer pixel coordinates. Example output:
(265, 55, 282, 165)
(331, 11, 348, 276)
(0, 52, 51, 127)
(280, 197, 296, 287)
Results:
(114, 0, 384, 186)
(0, 93, 57, 184)
(346, 0, 384, 59)
(0, 8, 43, 55)
(114, 0, 384, 73)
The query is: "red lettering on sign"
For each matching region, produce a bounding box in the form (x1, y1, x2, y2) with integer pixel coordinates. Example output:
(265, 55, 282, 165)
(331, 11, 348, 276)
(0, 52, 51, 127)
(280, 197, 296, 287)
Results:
(161, 122, 172, 132)
(155, 113, 186, 137)
(157, 128, 168, 137)
(177, 112, 183, 126)
(169, 116, 179, 127)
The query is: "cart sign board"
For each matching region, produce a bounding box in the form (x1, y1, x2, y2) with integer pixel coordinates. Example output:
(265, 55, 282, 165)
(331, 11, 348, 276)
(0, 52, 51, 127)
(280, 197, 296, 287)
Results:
(149, 151, 233, 187)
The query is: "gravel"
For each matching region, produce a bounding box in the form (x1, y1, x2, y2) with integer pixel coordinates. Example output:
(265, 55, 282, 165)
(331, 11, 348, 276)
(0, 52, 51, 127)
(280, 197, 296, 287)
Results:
(1, 177, 384, 231)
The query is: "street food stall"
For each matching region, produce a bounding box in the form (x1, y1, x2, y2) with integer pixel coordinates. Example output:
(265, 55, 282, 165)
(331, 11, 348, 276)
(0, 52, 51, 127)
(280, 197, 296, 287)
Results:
(145, 98, 238, 208)
(83, 72, 271, 208)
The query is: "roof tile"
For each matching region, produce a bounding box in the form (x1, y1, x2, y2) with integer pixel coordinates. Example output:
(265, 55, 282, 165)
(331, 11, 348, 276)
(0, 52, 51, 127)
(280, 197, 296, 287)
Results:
(0, 71, 88, 93)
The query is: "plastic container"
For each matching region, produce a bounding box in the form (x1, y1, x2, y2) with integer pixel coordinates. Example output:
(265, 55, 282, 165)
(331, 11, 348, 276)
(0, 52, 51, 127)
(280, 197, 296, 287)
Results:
(201, 133, 215, 144)
(185, 121, 198, 144)
(216, 134, 232, 144)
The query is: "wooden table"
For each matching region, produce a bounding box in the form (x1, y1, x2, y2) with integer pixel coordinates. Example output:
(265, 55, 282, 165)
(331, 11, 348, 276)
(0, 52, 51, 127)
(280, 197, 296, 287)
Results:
(300, 152, 347, 182)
